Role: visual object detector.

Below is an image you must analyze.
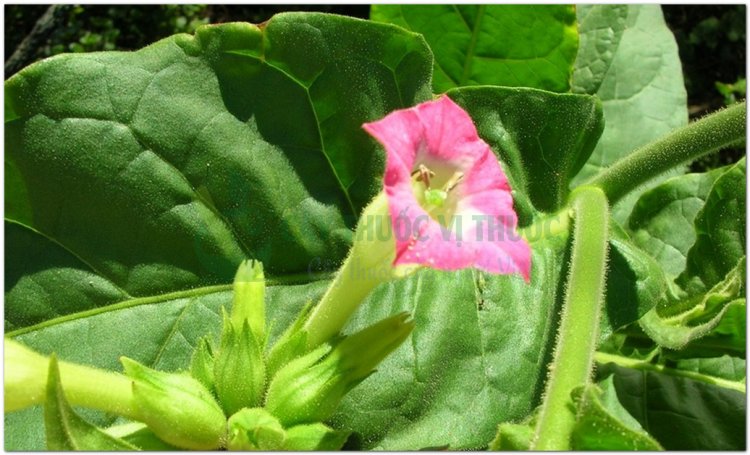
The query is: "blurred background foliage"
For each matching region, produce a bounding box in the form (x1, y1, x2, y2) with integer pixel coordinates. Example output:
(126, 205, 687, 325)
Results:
(4, 4, 744, 172)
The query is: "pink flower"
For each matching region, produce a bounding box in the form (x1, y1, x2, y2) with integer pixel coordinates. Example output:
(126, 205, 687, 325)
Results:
(363, 96, 531, 281)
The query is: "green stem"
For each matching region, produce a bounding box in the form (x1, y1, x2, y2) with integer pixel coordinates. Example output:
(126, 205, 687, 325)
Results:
(531, 186, 610, 450)
(5, 339, 139, 421)
(589, 101, 746, 204)
(57, 361, 137, 419)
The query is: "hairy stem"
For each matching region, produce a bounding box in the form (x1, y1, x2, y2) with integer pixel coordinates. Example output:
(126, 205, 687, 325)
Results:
(589, 101, 746, 204)
(531, 186, 610, 450)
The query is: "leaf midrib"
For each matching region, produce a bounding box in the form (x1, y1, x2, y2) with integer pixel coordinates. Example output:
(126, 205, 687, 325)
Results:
(459, 5, 485, 86)
(5, 218, 133, 300)
(399, 5, 457, 88)
(595, 351, 746, 393)
(7, 271, 333, 338)
(227, 40, 380, 221)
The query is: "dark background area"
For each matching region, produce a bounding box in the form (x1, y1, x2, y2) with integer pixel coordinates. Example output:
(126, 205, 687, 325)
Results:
(5, 4, 745, 171)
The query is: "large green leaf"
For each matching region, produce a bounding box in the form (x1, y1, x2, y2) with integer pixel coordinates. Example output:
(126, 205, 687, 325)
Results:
(640, 258, 745, 350)
(679, 159, 746, 293)
(630, 159, 746, 352)
(601, 225, 668, 340)
(572, 5, 688, 222)
(571, 5, 627, 95)
(6, 237, 573, 452)
(627, 167, 725, 278)
(371, 5, 578, 93)
(447, 86, 604, 216)
(597, 362, 746, 450)
(5, 14, 433, 329)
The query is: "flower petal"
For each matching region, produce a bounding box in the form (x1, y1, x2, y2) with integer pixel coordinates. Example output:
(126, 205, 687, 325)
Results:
(413, 96, 487, 166)
(363, 96, 531, 280)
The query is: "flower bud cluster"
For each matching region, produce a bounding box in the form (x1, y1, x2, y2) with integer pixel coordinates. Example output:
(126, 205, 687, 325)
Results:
(118, 259, 413, 450)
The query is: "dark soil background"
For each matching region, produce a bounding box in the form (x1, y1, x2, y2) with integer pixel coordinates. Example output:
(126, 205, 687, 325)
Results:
(5, 4, 745, 171)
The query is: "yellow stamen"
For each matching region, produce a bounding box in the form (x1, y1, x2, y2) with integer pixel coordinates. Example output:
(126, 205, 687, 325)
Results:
(412, 164, 435, 188)
(444, 171, 464, 192)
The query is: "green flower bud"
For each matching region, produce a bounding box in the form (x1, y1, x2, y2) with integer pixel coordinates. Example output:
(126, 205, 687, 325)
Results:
(265, 312, 414, 426)
(214, 312, 266, 416)
(120, 357, 226, 450)
(231, 259, 266, 343)
(226, 407, 285, 451)
(190, 336, 215, 392)
(284, 423, 350, 451)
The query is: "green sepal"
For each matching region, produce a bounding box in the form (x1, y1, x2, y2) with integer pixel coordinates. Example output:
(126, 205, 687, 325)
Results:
(678, 158, 746, 294)
(121, 357, 226, 450)
(226, 407, 286, 451)
(45, 355, 139, 451)
(214, 310, 266, 415)
(265, 312, 414, 426)
(232, 259, 266, 343)
(332, 312, 415, 379)
(284, 422, 350, 450)
(265, 300, 314, 378)
(265, 343, 333, 426)
(190, 335, 216, 392)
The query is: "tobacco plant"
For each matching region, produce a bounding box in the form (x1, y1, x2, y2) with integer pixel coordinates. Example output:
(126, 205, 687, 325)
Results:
(4, 5, 746, 451)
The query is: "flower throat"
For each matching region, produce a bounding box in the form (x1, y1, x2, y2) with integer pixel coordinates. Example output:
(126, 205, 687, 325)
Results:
(412, 163, 464, 227)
